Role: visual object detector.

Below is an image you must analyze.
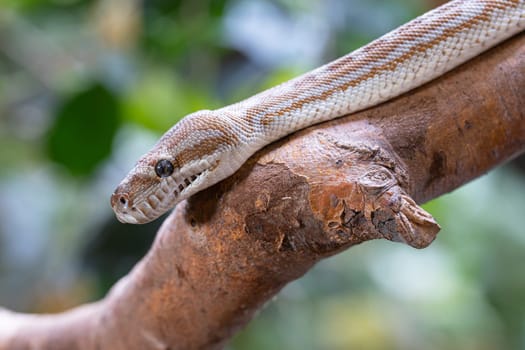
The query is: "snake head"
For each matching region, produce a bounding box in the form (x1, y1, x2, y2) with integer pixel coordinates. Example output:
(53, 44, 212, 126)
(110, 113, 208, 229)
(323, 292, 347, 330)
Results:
(111, 110, 246, 224)
(110, 153, 215, 224)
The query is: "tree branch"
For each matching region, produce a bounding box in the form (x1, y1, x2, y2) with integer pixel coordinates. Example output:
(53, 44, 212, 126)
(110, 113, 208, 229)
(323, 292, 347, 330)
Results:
(1, 32, 524, 350)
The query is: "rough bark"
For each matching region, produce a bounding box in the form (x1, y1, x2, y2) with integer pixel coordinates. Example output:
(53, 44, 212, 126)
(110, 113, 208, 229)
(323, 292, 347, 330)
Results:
(0, 32, 524, 350)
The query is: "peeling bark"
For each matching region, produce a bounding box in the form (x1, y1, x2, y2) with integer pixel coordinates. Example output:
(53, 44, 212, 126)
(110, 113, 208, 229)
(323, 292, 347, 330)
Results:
(0, 33, 524, 350)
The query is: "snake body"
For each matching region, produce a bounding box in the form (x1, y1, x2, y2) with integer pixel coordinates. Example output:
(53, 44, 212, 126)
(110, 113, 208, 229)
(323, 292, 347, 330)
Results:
(112, 0, 525, 224)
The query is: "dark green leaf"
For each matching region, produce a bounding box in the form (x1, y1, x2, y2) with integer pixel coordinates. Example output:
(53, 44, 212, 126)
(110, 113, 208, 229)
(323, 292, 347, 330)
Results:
(47, 83, 120, 177)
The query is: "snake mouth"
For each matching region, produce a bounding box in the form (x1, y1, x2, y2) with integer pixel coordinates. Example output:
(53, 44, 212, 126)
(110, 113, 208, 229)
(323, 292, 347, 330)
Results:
(113, 167, 211, 224)
(171, 170, 206, 198)
(114, 209, 148, 224)
(130, 169, 209, 223)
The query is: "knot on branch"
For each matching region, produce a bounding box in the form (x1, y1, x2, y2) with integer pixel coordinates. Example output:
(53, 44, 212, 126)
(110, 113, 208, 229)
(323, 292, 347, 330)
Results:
(301, 129, 441, 252)
(310, 164, 439, 250)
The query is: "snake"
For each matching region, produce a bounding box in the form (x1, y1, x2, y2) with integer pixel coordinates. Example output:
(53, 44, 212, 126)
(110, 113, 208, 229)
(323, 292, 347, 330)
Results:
(111, 0, 525, 224)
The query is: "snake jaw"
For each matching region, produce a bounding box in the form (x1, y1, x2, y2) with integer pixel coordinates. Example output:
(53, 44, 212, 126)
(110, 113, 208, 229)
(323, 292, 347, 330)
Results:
(113, 208, 147, 224)
(111, 156, 218, 224)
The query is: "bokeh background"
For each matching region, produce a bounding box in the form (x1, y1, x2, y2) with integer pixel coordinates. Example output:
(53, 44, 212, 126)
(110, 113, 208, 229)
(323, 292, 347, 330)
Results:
(1, 0, 525, 349)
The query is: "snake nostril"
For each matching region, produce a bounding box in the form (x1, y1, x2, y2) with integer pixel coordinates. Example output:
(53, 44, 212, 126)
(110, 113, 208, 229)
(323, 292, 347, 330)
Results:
(112, 192, 130, 208)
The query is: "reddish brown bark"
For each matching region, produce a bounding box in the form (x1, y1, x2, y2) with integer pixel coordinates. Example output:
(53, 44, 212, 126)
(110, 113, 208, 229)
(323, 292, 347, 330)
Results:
(0, 32, 524, 350)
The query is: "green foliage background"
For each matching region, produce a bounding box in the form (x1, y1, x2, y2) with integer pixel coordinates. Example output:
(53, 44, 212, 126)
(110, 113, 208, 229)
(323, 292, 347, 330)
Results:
(0, 0, 524, 349)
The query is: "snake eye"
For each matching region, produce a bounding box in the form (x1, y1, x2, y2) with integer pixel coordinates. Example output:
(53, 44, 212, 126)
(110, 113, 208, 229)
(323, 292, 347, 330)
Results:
(155, 159, 174, 178)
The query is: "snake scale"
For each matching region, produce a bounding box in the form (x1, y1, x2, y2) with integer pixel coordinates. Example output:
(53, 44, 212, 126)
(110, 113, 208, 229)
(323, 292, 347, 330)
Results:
(111, 0, 525, 224)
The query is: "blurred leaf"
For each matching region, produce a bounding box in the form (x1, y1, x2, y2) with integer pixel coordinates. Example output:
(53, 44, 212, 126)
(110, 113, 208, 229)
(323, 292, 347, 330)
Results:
(143, 0, 183, 16)
(47, 83, 120, 176)
(261, 68, 303, 90)
(143, 1, 227, 61)
(2, 0, 90, 12)
(122, 70, 214, 132)
(209, 0, 228, 17)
